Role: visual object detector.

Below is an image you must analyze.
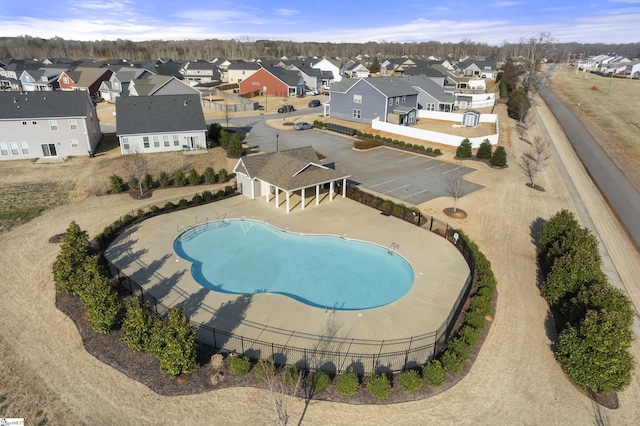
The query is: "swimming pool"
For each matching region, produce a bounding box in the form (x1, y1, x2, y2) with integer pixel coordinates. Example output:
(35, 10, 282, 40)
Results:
(174, 219, 414, 310)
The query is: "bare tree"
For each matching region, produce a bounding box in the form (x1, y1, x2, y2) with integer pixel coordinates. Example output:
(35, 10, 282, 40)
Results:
(223, 97, 234, 129)
(251, 359, 303, 426)
(516, 104, 533, 140)
(124, 146, 148, 196)
(518, 136, 551, 188)
(444, 159, 466, 213)
(519, 32, 556, 95)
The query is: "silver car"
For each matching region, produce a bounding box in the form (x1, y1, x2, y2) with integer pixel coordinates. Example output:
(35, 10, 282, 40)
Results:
(294, 122, 313, 130)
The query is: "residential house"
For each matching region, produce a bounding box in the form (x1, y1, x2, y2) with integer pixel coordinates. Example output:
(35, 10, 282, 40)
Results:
(402, 75, 455, 112)
(238, 67, 305, 97)
(227, 60, 261, 85)
(98, 68, 154, 102)
(286, 65, 323, 91)
(344, 62, 370, 78)
(311, 58, 345, 83)
(58, 67, 113, 97)
(625, 60, 640, 79)
(0, 91, 101, 161)
(327, 77, 419, 126)
(454, 60, 497, 78)
(116, 94, 207, 154)
(128, 75, 201, 97)
(19, 67, 67, 92)
(179, 61, 221, 86)
(402, 66, 447, 86)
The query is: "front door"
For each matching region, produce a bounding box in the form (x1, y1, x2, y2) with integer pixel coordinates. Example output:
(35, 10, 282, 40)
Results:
(41, 143, 57, 157)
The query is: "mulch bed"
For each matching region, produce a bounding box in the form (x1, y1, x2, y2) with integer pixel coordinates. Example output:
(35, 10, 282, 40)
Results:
(443, 208, 468, 219)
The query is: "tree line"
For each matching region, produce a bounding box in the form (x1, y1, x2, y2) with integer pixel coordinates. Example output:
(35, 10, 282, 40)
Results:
(1, 35, 638, 62)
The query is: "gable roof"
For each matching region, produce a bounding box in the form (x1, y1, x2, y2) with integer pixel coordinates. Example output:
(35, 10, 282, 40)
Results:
(69, 67, 112, 87)
(0, 91, 92, 119)
(236, 146, 349, 191)
(264, 67, 304, 87)
(116, 94, 206, 135)
(403, 75, 455, 103)
(332, 77, 418, 98)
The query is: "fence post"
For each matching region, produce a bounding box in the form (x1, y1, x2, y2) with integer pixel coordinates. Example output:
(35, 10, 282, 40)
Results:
(241, 336, 244, 354)
(213, 328, 217, 348)
(430, 216, 434, 231)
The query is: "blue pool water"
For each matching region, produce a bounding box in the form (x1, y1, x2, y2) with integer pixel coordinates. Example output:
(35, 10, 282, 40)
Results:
(173, 219, 414, 310)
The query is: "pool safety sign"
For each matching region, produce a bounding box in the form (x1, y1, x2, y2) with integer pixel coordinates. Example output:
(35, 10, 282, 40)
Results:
(0, 419, 24, 426)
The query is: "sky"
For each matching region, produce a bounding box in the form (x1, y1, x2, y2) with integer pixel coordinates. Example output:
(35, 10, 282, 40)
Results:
(1, 0, 639, 45)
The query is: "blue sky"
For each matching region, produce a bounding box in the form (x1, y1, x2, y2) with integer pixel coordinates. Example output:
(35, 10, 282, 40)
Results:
(2, 0, 638, 45)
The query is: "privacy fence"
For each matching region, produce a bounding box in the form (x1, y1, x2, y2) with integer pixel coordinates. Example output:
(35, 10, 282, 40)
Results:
(102, 185, 476, 375)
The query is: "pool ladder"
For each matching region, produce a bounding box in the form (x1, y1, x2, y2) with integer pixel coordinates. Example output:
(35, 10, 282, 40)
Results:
(388, 242, 399, 254)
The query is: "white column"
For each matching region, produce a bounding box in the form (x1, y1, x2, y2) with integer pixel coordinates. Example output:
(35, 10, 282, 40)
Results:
(265, 184, 270, 203)
(342, 178, 347, 197)
(316, 185, 320, 205)
(250, 179, 255, 199)
(301, 187, 306, 210)
(286, 191, 290, 213)
(275, 188, 279, 208)
(330, 181, 335, 201)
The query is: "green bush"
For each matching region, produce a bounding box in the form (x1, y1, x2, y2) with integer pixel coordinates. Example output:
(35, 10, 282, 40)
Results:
(254, 357, 276, 382)
(310, 370, 331, 390)
(477, 286, 494, 299)
(208, 123, 222, 143)
(136, 209, 145, 219)
(174, 170, 186, 186)
(337, 368, 360, 396)
(499, 79, 508, 98)
(54, 222, 91, 294)
(476, 139, 493, 159)
(441, 350, 463, 373)
(225, 185, 234, 194)
(283, 366, 301, 387)
(538, 210, 580, 261)
(490, 146, 507, 167)
(469, 295, 492, 316)
(216, 189, 225, 198)
(426, 147, 433, 153)
(230, 355, 251, 376)
(374, 134, 381, 139)
(120, 297, 156, 352)
(508, 89, 530, 120)
(418, 145, 425, 151)
(158, 171, 171, 187)
(150, 307, 198, 378)
(423, 360, 445, 387)
(227, 134, 244, 157)
(456, 138, 472, 158)
(150, 205, 160, 214)
(433, 148, 442, 155)
(398, 369, 423, 393)
(109, 174, 125, 193)
(142, 173, 155, 191)
(459, 325, 480, 346)
(367, 372, 392, 399)
(447, 337, 471, 361)
(218, 130, 229, 147)
(202, 190, 213, 202)
(192, 194, 204, 205)
(178, 198, 189, 208)
(187, 168, 200, 186)
(164, 201, 176, 210)
(82, 269, 122, 334)
(465, 309, 486, 330)
(218, 168, 228, 183)
(203, 167, 216, 184)
(354, 138, 383, 149)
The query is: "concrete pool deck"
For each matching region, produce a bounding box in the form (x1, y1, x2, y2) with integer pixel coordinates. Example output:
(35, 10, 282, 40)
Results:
(105, 194, 470, 371)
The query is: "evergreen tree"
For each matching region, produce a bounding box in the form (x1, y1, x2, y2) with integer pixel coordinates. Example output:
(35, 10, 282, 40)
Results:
(54, 221, 91, 294)
(151, 307, 198, 377)
(490, 146, 507, 167)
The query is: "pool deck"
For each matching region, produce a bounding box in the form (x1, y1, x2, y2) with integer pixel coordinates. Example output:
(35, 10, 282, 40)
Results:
(105, 194, 470, 371)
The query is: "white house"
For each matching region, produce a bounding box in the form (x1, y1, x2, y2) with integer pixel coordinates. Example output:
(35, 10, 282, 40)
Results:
(311, 58, 344, 83)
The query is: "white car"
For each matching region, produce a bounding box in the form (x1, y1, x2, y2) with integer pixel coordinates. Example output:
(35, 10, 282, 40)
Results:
(305, 89, 318, 96)
(322, 84, 331, 90)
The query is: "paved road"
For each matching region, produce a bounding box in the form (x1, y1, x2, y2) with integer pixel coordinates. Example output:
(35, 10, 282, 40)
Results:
(540, 66, 640, 249)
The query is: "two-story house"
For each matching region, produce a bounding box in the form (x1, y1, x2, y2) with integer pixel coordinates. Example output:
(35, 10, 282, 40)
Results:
(238, 67, 305, 97)
(179, 61, 221, 86)
(227, 61, 261, 85)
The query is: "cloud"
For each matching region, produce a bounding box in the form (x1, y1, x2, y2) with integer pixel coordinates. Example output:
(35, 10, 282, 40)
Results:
(274, 8, 300, 16)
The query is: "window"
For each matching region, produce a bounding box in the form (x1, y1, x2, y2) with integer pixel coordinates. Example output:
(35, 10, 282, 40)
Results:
(427, 103, 435, 111)
(32, 121, 37, 125)
(41, 143, 57, 157)
(402, 96, 406, 103)
(143, 136, 150, 148)
(388, 98, 393, 106)
(70, 139, 79, 148)
(69, 119, 77, 130)
(20, 142, 29, 154)
(122, 137, 130, 150)
(173, 135, 180, 146)
(22, 121, 27, 126)
(153, 136, 160, 148)
(49, 120, 58, 131)
(353, 94, 362, 104)
(0, 143, 8, 156)
(63, 77, 69, 84)
(396, 97, 400, 105)
(352, 109, 361, 119)
(163, 135, 170, 147)
(113, 81, 120, 90)
(10, 142, 20, 155)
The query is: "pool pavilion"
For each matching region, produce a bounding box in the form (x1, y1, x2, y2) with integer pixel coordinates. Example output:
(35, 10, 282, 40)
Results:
(233, 146, 351, 213)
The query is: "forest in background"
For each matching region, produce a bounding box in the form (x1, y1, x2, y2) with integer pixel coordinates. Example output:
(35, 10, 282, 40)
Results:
(1, 36, 639, 62)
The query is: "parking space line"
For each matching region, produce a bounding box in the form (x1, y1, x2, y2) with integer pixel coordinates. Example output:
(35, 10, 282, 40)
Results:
(369, 179, 395, 188)
(401, 188, 430, 199)
(425, 163, 447, 171)
(442, 166, 463, 174)
(397, 156, 427, 164)
(388, 184, 410, 192)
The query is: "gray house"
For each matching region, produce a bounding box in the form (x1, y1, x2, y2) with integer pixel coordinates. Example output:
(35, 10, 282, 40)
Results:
(403, 75, 455, 112)
(116, 94, 207, 154)
(327, 77, 418, 125)
(0, 91, 102, 161)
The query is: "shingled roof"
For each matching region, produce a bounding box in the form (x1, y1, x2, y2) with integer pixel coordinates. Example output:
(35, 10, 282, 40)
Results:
(116, 94, 206, 135)
(235, 147, 350, 192)
(0, 91, 92, 119)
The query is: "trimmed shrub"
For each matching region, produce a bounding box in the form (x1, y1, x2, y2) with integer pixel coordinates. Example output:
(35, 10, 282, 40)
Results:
(225, 185, 234, 194)
(158, 171, 171, 187)
(202, 190, 213, 202)
(423, 360, 445, 387)
(218, 130, 229, 147)
(337, 368, 360, 396)
(142, 173, 155, 191)
(54, 221, 91, 294)
(477, 286, 495, 299)
(459, 325, 480, 346)
(174, 170, 186, 186)
(192, 194, 204, 205)
(218, 168, 229, 183)
(187, 168, 200, 186)
(283, 366, 301, 387)
(227, 134, 243, 157)
(508, 89, 530, 120)
(150, 205, 160, 214)
(456, 138, 472, 159)
(149, 307, 198, 378)
(310, 370, 331, 391)
(441, 350, 463, 373)
(538, 209, 580, 260)
(208, 123, 222, 143)
(447, 337, 471, 361)
(354, 138, 383, 150)
(426, 147, 433, 153)
(469, 295, 492, 316)
(490, 146, 507, 167)
(216, 189, 225, 198)
(120, 297, 156, 352)
(164, 201, 176, 210)
(465, 309, 486, 330)
(136, 209, 146, 219)
(203, 167, 216, 184)
(367, 372, 392, 399)
(83, 271, 122, 334)
(230, 355, 251, 376)
(433, 148, 442, 155)
(398, 369, 423, 393)
(109, 174, 125, 193)
(178, 198, 189, 208)
(476, 139, 493, 159)
(254, 357, 276, 382)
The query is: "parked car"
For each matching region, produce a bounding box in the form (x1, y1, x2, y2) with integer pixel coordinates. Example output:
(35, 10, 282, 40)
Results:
(277, 105, 295, 113)
(294, 122, 313, 130)
(322, 84, 331, 90)
(308, 99, 321, 108)
(305, 88, 318, 96)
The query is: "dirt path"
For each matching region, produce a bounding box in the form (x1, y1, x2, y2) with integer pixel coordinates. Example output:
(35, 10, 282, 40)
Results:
(1, 100, 639, 423)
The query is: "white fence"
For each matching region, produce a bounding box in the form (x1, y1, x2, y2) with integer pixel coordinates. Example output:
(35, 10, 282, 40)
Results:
(371, 111, 499, 148)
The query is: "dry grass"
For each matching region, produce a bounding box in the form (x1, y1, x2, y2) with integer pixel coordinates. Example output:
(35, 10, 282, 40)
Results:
(548, 68, 640, 191)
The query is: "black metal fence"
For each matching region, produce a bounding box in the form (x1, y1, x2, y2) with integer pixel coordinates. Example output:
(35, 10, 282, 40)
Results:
(326, 122, 357, 136)
(103, 184, 476, 375)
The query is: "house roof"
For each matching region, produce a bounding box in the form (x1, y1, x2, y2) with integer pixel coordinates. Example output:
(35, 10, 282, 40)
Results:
(403, 75, 455, 103)
(0, 91, 92, 119)
(331, 77, 418, 97)
(116, 94, 206, 136)
(228, 60, 261, 71)
(265, 67, 304, 87)
(235, 146, 349, 192)
(69, 67, 112, 88)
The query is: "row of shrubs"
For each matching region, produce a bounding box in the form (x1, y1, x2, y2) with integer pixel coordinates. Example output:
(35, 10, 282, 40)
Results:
(225, 229, 495, 399)
(209, 123, 244, 157)
(538, 210, 634, 394)
(346, 185, 421, 222)
(313, 120, 443, 156)
(54, 222, 199, 378)
(456, 138, 507, 167)
(109, 167, 229, 194)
